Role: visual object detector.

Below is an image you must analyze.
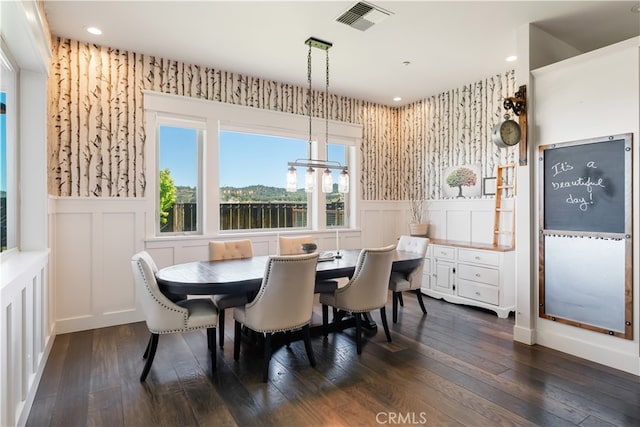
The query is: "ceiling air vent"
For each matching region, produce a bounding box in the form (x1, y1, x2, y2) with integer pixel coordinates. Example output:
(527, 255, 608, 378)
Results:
(335, 1, 393, 31)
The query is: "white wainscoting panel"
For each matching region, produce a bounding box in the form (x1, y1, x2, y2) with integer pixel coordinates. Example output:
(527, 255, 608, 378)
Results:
(48, 197, 500, 337)
(1, 250, 51, 427)
(426, 199, 497, 244)
(55, 213, 92, 320)
(51, 198, 147, 333)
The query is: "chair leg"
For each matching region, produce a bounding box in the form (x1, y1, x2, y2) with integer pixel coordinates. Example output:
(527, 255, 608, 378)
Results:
(416, 290, 428, 315)
(218, 309, 225, 348)
(263, 333, 272, 382)
(392, 292, 399, 323)
(355, 313, 362, 355)
(322, 304, 329, 337)
(234, 321, 241, 361)
(142, 334, 153, 359)
(140, 333, 159, 382)
(398, 292, 404, 307)
(208, 328, 217, 373)
(380, 307, 392, 343)
(302, 325, 316, 367)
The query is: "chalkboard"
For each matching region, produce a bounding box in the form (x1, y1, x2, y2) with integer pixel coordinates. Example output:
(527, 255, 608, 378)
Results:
(542, 136, 628, 233)
(538, 133, 633, 340)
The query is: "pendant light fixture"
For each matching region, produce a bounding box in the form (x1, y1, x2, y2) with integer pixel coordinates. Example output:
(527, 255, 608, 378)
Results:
(286, 37, 349, 193)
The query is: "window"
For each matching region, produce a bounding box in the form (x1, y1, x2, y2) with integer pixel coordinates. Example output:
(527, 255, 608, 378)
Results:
(145, 92, 360, 238)
(219, 130, 309, 230)
(1, 47, 17, 253)
(326, 143, 347, 227)
(218, 131, 351, 231)
(157, 123, 203, 234)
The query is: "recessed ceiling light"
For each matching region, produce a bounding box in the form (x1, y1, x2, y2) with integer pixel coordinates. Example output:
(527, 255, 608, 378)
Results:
(393, 97, 402, 102)
(506, 55, 517, 62)
(402, 61, 411, 66)
(86, 27, 102, 35)
(631, 4, 640, 12)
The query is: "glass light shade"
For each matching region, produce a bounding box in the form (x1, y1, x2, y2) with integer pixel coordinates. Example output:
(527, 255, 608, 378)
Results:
(304, 167, 315, 193)
(286, 166, 297, 192)
(338, 169, 349, 193)
(322, 168, 333, 193)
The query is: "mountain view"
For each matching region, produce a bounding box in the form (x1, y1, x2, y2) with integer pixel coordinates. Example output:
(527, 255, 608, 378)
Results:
(177, 185, 343, 203)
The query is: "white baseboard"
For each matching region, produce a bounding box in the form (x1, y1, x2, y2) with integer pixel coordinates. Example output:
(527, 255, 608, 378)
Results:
(512, 325, 535, 345)
(55, 310, 145, 334)
(537, 331, 639, 376)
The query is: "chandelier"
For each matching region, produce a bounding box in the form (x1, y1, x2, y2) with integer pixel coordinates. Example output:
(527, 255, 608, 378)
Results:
(286, 37, 349, 194)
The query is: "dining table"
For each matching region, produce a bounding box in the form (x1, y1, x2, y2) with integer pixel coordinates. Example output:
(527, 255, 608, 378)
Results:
(156, 249, 422, 295)
(155, 248, 424, 333)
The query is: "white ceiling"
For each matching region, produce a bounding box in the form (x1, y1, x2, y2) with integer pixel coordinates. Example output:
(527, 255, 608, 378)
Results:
(43, 1, 640, 106)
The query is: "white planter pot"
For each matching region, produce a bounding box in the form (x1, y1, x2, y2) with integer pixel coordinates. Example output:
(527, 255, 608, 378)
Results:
(409, 223, 428, 237)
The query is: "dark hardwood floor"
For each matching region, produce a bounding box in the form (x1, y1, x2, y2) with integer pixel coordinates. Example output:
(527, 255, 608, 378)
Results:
(27, 294, 640, 426)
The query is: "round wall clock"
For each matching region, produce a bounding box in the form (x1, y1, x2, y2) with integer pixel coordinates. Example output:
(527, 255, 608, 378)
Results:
(492, 119, 521, 148)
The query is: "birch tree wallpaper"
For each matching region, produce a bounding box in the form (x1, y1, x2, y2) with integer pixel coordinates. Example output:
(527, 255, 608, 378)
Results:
(48, 37, 516, 200)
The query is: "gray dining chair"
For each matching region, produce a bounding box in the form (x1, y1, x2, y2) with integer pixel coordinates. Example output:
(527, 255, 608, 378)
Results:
(233, 253, 319, 382)
(319, 244, 396, 354)
(388, 235, 429, 323)
(209, 239, 254, 348)
(131, 251, 218, 381)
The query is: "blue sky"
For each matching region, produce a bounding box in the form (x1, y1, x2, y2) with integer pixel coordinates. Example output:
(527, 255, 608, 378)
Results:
(160, 127, 346, 189)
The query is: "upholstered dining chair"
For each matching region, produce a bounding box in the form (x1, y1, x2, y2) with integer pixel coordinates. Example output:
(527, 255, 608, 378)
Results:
(209, 239, 254, 348)
(278, 234, 337, 294)
(319, 244, 396, 354)
(388, 235, 430, 323)
(278, 235, 314, 255)
(131, 251, 218, 381)
(233, 253, 319, 382)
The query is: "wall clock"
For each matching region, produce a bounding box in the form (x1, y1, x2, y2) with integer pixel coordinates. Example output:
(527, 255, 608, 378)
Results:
(492, 117, 521, 148)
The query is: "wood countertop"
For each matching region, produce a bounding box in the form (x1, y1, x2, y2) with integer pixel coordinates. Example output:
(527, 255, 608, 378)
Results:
(428, 238, 515, 252)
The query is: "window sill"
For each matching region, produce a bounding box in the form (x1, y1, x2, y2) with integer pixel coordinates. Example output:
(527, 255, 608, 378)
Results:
(1, 249, 50, 292)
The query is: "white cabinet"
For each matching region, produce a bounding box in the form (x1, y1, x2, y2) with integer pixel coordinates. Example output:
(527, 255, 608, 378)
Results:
(420, 241, 515, 318)
(433, 259, 455, 294)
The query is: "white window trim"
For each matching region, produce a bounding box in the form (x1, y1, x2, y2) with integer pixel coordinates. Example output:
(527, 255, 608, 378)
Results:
(146, 112, 205, 237)
(0, 40, 18, 257)
(143, 91, 362, 239)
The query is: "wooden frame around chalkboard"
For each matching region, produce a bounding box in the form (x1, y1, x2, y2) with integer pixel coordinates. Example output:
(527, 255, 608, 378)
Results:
(538, 133, 633, 339)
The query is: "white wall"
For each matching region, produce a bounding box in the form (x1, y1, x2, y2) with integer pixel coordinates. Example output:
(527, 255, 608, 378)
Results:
(0, 1, 52, 425)
(531, 37, 640, 375)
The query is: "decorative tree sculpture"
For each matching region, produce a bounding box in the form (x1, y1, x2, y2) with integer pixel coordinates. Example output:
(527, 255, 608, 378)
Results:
(446, 167, 477, 198)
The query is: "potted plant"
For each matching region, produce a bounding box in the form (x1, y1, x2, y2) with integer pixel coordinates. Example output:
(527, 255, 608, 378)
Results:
(409, 199, 429, 236)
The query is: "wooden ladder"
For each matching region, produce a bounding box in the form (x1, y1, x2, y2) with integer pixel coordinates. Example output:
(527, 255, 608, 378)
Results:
(493, 163, 517, 247)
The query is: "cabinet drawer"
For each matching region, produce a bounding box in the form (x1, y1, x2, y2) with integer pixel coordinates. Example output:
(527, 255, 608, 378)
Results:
(458, 263, 499, 286)
(458, 279, 499, 305)
(432, 245, 455, 260)
(458, 248, 500, 266)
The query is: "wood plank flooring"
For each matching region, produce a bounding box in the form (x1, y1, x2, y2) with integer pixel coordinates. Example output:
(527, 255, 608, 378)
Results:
(27, 295, 640, 426)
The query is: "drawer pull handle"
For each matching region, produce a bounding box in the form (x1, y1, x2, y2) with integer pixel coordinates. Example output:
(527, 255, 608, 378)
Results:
(475, 291, 481, 296)
(475, 273, 481, 277)
(475, 256, 481, 260)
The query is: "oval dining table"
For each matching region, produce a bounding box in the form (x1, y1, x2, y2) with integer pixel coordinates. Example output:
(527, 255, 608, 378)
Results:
(155, 248, 423, 296)
(155, 248, 424, 333)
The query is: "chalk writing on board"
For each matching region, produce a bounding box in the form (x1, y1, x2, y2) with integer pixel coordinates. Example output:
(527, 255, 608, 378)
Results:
(542, 137, 626, 233)
(549, 160, 606, 212)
